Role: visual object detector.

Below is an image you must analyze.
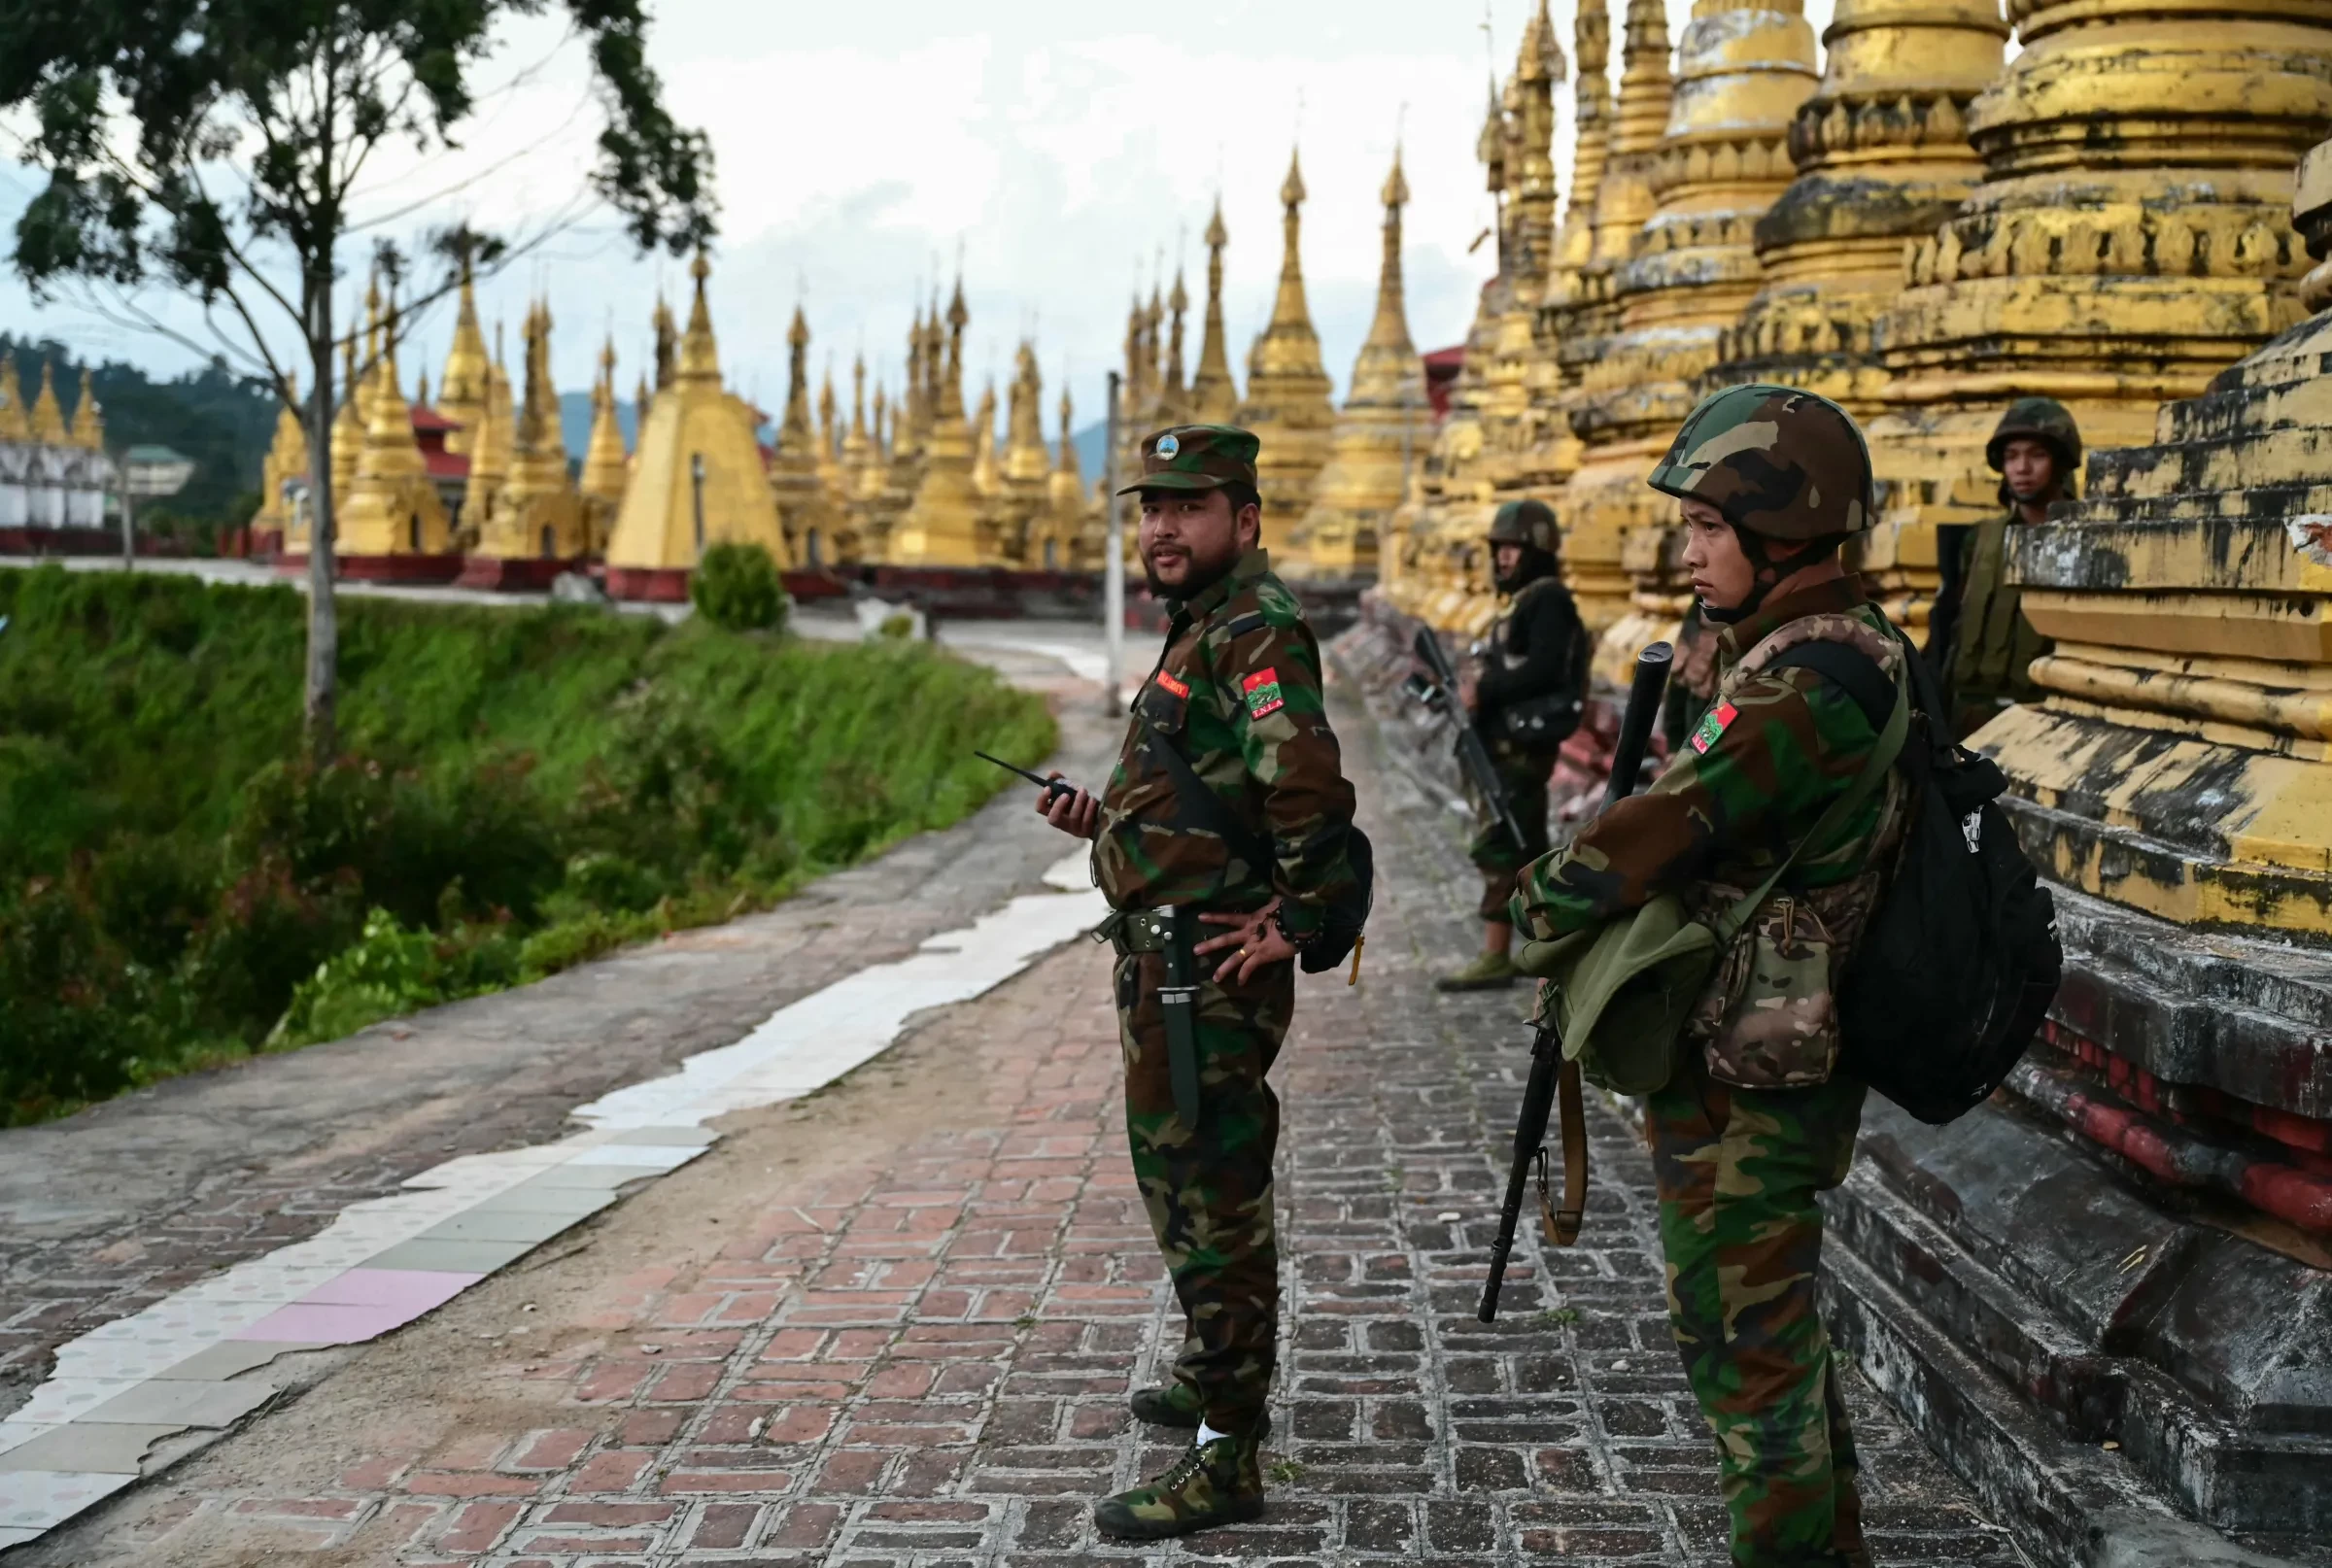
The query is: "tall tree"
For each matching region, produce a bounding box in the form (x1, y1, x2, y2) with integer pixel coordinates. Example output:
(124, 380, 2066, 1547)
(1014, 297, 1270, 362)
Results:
(2, 1, 715, 757)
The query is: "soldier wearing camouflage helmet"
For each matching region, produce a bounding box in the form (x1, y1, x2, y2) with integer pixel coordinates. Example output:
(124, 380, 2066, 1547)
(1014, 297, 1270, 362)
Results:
(1035, 424, 1362, 1540)
(1927, 396, 2077, 732)
(1513, 386, 1913, 1568)
(1438, 497, 1590, 991)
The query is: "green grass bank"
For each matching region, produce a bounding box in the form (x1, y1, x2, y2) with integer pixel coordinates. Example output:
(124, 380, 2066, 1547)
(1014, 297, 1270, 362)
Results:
(0, 566, 1056, 1124)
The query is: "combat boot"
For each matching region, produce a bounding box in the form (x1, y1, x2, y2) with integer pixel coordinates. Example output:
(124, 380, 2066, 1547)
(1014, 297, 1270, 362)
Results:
(1093, 1424, 1266, 1540)
(1127, 1381, 1203, 1428)
(1436, 949, 1519, 992)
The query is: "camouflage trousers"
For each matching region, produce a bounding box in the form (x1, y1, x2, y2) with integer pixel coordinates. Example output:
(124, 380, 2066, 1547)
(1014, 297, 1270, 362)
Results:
(1115, 949, 1293, 1431)
(1466, 741, 1556, 920)
(1645, 1054, 1871, 1568)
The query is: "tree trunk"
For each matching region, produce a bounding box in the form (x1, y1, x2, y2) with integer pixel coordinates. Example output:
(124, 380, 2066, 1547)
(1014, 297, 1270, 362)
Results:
(303, 284, 338, 762)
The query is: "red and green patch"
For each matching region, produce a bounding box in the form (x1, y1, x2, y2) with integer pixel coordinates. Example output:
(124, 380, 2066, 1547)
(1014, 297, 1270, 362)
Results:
(1241, 667, 1285, 720)
(1689, 699, 1739, 755)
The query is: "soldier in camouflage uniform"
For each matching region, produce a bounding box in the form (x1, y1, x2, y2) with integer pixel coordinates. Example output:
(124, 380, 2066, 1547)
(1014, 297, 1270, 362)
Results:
(1439, 498, 1589, 992)
(1512, 386, 1910, 1568)
(1927, 396, 2077, 734)
(1036, 424, 1360, 1541)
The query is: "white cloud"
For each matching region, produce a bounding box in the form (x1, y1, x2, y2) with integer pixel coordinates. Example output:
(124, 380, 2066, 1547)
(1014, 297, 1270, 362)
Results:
(3, 0, 1878, 439)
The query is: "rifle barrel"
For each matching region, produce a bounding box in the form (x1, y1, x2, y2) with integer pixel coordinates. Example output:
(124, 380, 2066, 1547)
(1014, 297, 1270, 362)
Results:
(1602, 641, 1675, 811)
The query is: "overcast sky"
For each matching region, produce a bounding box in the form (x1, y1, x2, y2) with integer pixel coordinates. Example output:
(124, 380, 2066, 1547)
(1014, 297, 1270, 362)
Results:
(1, 0, 1854, 436)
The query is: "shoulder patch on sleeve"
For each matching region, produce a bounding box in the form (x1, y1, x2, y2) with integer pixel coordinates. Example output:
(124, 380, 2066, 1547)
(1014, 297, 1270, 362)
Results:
(1241, 667, 1286, 719)
(1688, 699, 1739, 755)
(1154, 669, 1189, 699)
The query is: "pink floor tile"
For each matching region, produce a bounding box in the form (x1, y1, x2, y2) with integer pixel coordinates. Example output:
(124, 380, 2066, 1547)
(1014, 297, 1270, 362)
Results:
(293, 1270, 482, 1312)
(234, 1299, 446, 1346)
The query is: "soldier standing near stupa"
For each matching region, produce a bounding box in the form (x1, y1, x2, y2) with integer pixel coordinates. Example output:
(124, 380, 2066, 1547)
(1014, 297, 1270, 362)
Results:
(1033, 424, 1363, 1541)
(1927, 396, 2079, 734)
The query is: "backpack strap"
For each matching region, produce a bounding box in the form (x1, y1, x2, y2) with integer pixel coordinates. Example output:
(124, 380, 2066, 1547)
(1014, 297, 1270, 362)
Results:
(1708, 655, 1909, 945)
(1133, 704, 1280, 881)
(1767, 640, 1894, 733)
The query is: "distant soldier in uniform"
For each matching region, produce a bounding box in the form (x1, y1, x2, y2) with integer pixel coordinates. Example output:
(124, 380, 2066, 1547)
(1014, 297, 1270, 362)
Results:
(1440, 498, 1589, 991)
(1035, 424, 1361, 1541)
(1512, 386, 1911, 1568)
(1927, 396, 2077, 734)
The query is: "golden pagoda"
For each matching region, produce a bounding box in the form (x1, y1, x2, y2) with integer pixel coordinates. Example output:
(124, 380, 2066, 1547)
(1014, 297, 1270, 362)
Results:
(1188, 200, 1240, 426)
(253, 374, 311, 550)
(1292, 147, 1428, 584)
(994, 340, 1053, 564)
(604, 252, 792, 597)
(1708, 0, 2005, 633)
(436, 256, 491, 455)
(66, 369, 104, 451)
(580, 337, 630, 535)
(0, 354, 27, 443)
(888, 276, 989, 566)
(460, 322, 514, 547)
(769, 304, 838, 568)
(323, 337, 363, 540)
(1482, 3, 1563, 497)
(1236, 149, 1338, 536)
(651, 294, 677, 392)
(463, 297, 585, 577)
(1564, 0, 1815, 678)
(336, 289, 454, 564)
(1031, 381, 1096, 571)
(815, 366, 846, 504)
(837, 358, 877, 563)
(969, 379, 1002, 500)
(27, 360, 67, 445)
(1869, 0, 2332, 546)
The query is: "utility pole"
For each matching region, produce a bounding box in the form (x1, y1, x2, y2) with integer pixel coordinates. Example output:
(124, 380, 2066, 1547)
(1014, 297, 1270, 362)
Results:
(118, 458, 135, 571)
(1102, 369, 1125, 716)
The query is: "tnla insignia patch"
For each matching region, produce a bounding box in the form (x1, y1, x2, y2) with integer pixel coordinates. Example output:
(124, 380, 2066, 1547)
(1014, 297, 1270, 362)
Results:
(1689, 699, 1740, 755)
(1154, 669, 1190, 699)
(1242, 667, 1286, 720)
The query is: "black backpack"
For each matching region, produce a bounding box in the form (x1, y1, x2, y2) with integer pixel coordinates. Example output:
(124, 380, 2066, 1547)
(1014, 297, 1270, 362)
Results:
(1766, 635, 2063, 1124)
(1135, 713, 1373, 976)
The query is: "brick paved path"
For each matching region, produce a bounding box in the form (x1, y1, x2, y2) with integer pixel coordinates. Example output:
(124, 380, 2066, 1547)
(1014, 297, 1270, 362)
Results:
(22, 686, 2027, 1566)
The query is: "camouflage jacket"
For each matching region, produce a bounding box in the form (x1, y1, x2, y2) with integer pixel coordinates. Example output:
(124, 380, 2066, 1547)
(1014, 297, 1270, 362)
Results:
(1938, 508, 2051, 708)
(1512, 576, 1908, 1086)
(1094, 548, 1359, 940)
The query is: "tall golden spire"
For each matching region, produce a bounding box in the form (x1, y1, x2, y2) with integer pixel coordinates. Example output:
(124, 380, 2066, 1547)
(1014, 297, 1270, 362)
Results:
(339, 285, 450, 558)
(69, 368, 105, 451)
(1162, 265, 1189, 418)
(840, 353, 872, 474)
(817, 363, 839, 460)
(677, 253, 721, 382)
(890, 271, 987, 565)
(768, 300, 835, 564)
(1293, 144, 1426, 582)
(970, 378, 1002, 498)
(0, 353, 27, 442)
(1236, 147, 1338, 527)
(330, 335, 362, 511)
(778, 304, 814, 450)
(462, 319, 515, 536)
(1559, 0, 1612, 275)
(1511, 0, 1564, 294)
(582, 336, 629, 505)
(1004, 341, 1048, 488)
(1190, 200, 1238, 424)
(652, 292, 677, 391)
(438, 254, 490, 454)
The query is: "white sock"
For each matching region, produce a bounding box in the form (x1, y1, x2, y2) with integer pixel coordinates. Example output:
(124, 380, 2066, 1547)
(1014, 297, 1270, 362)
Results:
(1196, 1418, 1228, 1446)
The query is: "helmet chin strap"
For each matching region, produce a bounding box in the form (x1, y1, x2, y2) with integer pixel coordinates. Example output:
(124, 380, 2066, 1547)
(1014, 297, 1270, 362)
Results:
(1698, 527, 1789, 625)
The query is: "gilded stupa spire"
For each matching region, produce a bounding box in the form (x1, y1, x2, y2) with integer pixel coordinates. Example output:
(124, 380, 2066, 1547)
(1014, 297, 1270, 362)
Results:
(971, 378, 1001, 497)
(462, 319, 515, 532)
(1511, 0, 1565, 293)
(1596, 0, 1674, 264)
(818, 362, 839, 460)
(779, 302, 814, 450)
(1235, 144, 1337, 529)
(338, 283, 450, 558)
(330, 334, 362, 507)
(1190, 198, 1239, 424)
(438, 253, 491, 454)
(581, 335, 628, 504)
(941, 275, 968, 424)
(1122, 291, 1149, 426)
(889, 270, 987, 566)
(1164, 265, 1189, 409)
(652, 291, 677, 391)
(678, 253, 721, 383)
(1004, 340, 1049, 488)
(69, 368, 104, 451)
(0, 354, 28, 443)
(1559, 0, 1612, 274)
(1053, 382, 1080, 486)
(840, 353, 873, 479)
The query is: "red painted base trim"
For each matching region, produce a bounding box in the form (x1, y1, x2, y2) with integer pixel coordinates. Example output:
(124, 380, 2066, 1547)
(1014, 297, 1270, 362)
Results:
(604, 565, 693, 602)
(782, 569, 851, 600)
(0, 528, 186, 558)
(451, 556, 584, 592)
(270, 552, 465, 584)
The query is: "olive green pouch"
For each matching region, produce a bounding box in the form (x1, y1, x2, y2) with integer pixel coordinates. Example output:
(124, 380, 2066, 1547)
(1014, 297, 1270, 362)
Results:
(1514, 670, 1907, 1095)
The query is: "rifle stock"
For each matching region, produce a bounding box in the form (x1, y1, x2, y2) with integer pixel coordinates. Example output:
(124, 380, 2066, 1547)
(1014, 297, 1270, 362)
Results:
(1410, 628, 1528, 853)
(1477, 640, 1673, 1323)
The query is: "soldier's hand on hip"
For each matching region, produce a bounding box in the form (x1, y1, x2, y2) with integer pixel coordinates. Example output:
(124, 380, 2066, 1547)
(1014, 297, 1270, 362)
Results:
(1196, 897, 1296, 985)
(1037, 773, 1099, 839)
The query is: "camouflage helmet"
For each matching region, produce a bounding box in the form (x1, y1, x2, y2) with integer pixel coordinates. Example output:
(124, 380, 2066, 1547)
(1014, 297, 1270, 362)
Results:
(1646, 385, 1874, 541)
(1986, 396, 2081, 474)
(1486, 498, 1558, 552)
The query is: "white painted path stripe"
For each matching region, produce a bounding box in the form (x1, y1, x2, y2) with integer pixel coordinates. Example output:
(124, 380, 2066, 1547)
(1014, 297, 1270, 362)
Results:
(0, 855, 1106, 1544)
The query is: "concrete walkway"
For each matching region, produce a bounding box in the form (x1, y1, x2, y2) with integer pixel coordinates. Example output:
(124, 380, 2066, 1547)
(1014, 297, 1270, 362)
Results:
(3, 649, 2031, 1565)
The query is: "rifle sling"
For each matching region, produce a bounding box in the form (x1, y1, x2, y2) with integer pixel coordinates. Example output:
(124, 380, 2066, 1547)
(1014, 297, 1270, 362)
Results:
(1536, 1057, 1588, 1248)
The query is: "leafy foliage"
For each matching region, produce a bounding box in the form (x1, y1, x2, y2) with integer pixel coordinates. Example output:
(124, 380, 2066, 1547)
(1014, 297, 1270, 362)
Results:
(0, 566, 1057, 1122)
(690, 541, 790, 633)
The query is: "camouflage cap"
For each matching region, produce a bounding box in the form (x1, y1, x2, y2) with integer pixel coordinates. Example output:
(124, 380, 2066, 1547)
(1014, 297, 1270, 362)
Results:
(1115, 425, 1260, 494)
(1645, 384, 1873, 542)
(1487, 498, 1559, 552)
(1986, 396, 2081, 473)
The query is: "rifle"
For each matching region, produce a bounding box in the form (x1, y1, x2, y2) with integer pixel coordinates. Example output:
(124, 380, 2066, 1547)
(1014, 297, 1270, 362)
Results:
(1402, 627, 1527, 854)
(1478, 640, 1673, 1323)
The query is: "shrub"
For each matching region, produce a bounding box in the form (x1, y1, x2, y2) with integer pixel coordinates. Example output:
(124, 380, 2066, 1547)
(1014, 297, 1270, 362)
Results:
(690, 542, 790, 633)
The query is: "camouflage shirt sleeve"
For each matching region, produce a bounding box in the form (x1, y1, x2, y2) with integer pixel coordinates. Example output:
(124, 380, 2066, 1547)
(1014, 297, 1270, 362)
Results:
(1510, 668, 1881, 939)
(1204, 607, 1359, 938)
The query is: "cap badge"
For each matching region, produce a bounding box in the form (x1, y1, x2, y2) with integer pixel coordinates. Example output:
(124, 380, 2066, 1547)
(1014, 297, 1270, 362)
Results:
(1155, 433, 1180, 460)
